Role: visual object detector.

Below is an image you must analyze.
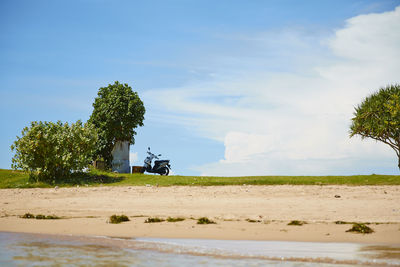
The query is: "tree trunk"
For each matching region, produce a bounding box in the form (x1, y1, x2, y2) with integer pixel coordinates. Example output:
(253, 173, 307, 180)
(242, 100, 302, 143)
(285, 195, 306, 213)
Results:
(111, 140, 130, 173)
(398, 155, 400, 170)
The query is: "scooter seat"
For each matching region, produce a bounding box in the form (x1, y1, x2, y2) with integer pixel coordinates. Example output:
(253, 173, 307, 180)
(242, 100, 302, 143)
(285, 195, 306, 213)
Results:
(155, 160, 169, 164)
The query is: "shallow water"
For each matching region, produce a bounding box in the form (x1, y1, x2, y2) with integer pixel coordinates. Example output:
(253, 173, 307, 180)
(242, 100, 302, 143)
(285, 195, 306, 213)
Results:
(0, 232, 398, 266)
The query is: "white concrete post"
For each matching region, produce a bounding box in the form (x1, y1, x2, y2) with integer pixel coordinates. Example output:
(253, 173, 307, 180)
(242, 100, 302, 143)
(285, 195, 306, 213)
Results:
(111, 141, 130, 173)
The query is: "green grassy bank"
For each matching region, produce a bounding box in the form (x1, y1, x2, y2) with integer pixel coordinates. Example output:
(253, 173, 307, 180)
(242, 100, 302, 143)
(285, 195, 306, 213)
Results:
(1, 169, 400, 188)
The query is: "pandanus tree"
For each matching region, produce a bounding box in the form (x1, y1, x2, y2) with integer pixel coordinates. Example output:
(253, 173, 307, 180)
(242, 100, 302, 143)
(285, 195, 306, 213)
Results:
(350, 84, 400, 170)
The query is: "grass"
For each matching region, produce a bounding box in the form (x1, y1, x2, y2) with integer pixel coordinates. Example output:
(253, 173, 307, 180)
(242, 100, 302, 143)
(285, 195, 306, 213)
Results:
(287, 220, 307, 226)
(144, 217, 165, 223)
(109, 215, 130, 224)
(346, 223, 374, 234)
(197, 217, 216, 224)
(166, 217, 185, 222)
(1, 168, 400, 188)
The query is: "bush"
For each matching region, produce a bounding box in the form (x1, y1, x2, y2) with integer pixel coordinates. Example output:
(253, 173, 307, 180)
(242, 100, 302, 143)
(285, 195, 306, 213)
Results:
(11, 120, 97, 183)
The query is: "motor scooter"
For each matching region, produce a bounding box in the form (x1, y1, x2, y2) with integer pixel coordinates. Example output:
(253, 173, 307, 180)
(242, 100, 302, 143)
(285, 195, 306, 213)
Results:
(143, 147, 171, 175)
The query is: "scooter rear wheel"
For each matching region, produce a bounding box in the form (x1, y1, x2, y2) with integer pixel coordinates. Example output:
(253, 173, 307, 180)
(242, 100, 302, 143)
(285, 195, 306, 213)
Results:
(160, 167, 169, 176)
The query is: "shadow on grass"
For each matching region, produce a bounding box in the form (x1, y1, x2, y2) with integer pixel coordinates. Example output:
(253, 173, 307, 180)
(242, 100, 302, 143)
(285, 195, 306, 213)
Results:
(54, 172, 124, 186)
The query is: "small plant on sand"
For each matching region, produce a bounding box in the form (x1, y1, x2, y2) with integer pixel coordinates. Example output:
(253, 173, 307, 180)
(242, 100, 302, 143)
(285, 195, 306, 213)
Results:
(109, 214, 130, 224)
(21, 213, 35, 219)
(288, 220, 307, 226)
(346, 223, 374, 234)
(246, 219, 261, 223)
(43, 215, 60, 219)
(144, 217, 165, 223)
(335, 221, 350, 224)
(197, 217, 216, 224)
(166, 217, 185, 222)
(21, 213, 60, 219)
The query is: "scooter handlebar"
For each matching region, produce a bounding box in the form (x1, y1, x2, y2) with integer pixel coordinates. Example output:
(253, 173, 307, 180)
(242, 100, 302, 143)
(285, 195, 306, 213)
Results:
(147, 151, 159, 159)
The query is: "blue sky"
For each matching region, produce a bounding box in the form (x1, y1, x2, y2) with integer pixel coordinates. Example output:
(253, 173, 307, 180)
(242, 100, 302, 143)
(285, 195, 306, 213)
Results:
(1, 0, 399, 175)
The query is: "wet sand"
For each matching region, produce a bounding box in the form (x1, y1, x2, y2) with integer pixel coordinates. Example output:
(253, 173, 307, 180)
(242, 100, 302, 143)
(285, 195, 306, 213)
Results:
(0, 185, 399, 243)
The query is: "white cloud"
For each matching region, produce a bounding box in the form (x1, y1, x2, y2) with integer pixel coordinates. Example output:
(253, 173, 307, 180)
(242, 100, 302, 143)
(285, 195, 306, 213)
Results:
(329, 7, 400, 63)
(144, 6, 400, 176)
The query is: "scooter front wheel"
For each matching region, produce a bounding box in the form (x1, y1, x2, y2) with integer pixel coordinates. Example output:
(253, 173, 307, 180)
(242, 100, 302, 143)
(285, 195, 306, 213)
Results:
(159, 167, 169, 176)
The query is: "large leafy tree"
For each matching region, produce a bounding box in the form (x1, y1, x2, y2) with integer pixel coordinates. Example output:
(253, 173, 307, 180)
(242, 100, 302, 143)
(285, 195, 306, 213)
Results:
(350, 84, 400, 169)
(11, 120, 97, 183)
(88, 81, 145, 168)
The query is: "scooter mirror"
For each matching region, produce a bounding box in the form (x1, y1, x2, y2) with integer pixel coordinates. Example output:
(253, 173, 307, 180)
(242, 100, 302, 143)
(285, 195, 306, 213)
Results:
(148, 147, 150, 151)
(158, 154, 162, 156)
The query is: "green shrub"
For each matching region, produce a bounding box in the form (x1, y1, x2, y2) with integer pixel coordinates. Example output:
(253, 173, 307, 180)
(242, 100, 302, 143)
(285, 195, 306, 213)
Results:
(166, 217, 185, 222)
(144, 217, 165, 223)
(109, 215, 130, 224)
(11, 121, 97, 183)
(197, 217, 216, 224)
(346, 223, 374, 234)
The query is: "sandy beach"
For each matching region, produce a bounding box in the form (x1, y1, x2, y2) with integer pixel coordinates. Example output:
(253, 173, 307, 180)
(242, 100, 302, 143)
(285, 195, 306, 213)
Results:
(1, 185, 399, 244)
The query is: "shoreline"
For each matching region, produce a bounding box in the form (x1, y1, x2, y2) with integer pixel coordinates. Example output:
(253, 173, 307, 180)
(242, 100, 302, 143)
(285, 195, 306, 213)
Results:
(1, 185, 399, 244)
(2, 232, 398, 266)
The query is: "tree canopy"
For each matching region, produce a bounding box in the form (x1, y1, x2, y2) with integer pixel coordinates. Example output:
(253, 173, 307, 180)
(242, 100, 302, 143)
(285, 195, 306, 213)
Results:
(88, 81, 145, 168)
(350, 84, 400, 169)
